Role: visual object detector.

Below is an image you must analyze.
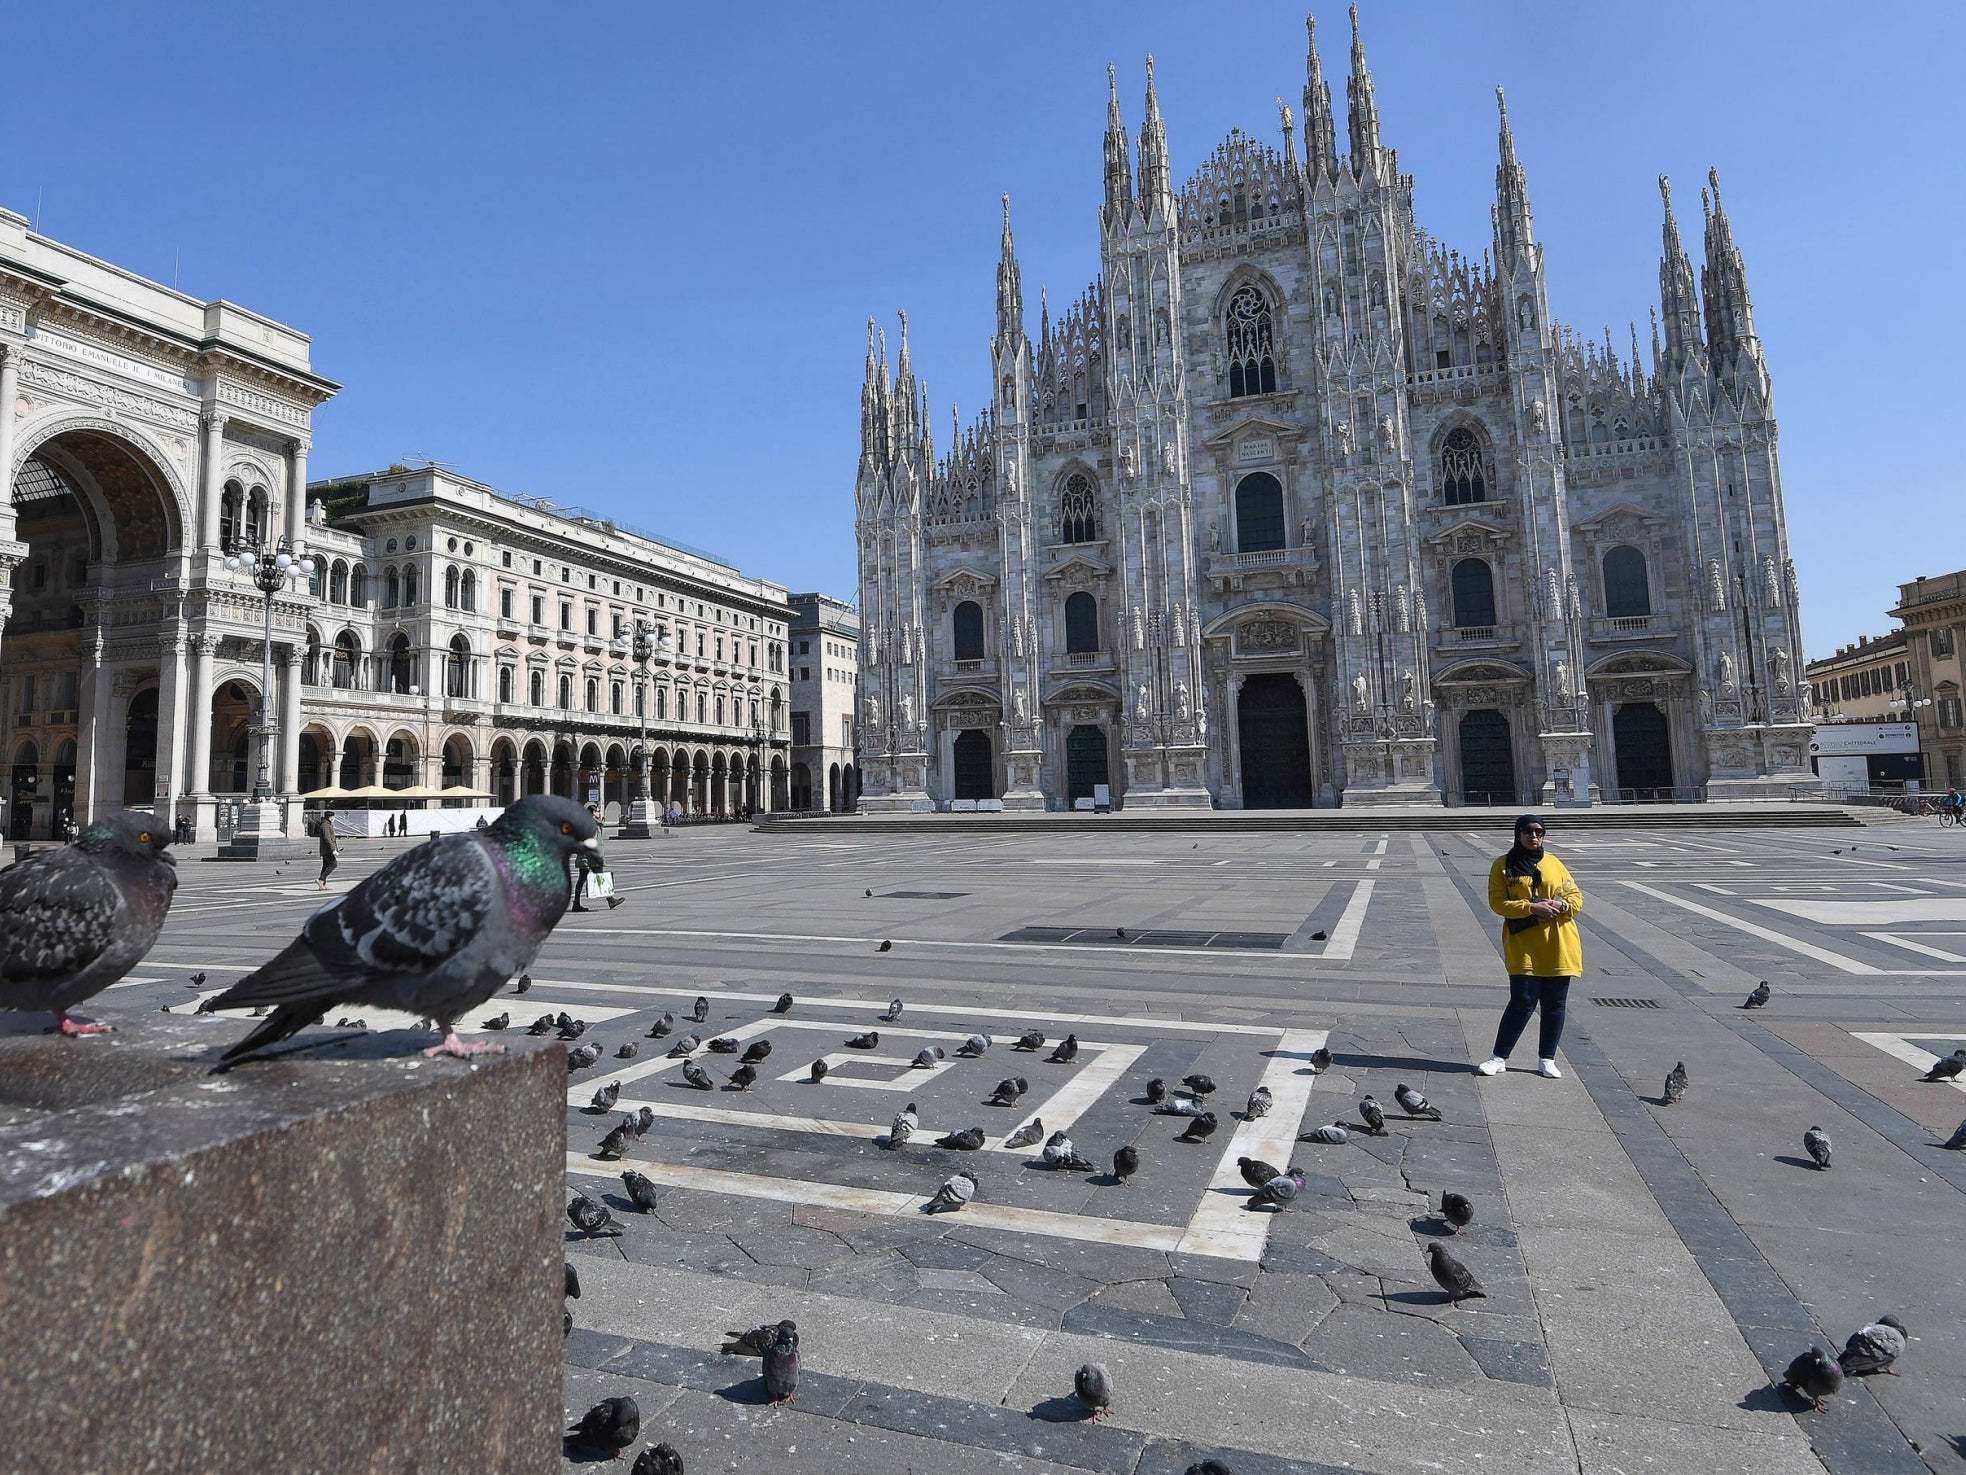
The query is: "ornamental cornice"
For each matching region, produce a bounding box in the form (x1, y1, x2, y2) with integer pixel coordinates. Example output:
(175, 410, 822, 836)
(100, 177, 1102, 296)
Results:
(214, 375, 310, 430)
(17, 354, 199, 433)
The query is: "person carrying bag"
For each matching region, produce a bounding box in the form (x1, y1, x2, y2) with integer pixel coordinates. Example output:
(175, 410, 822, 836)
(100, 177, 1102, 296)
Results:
(1475, 813, 1582, 1079)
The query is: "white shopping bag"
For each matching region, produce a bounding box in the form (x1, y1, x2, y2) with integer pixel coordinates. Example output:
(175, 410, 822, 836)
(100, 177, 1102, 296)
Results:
(583, 869, 617, 901)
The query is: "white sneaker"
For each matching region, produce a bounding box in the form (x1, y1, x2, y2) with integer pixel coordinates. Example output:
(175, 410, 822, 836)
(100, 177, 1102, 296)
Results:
(1474, 1057, 1506, 1076)
(1538, 1059, 1563, 1079)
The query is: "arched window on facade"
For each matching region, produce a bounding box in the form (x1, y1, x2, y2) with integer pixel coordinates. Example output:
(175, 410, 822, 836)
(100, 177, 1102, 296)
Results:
(329, 560, 348, 605)
(716, 694, 726, 726)
(498, 666, 513, 704)
(1603, 545, 1651, 618)
(529, 669, 544, 706)
(586, 677, 599, 712)
(558, 673, 572, 709)
(383, 567, 400, 609)
(1060, 474, 1098, 544)
(1451, 558, 1497, 629)
(244, 487, 268, 545)
(459, 570, 476, 613)
(952, 600, 986, 661)
(402, 566, 419, 607)
(610, 681, 622, 715)
(219, 481, 244, 549)
(387, 634, 414, 694)
(447, 635, 472, 699)
(656, 687, 667, 720)
(1234, 472, 1285, 553)
(332, 632, 360, 690)
(1064, 591, 1099, 654)
(350, 565, 369, 606)
(303, 628, 324, 686)
(1225, 284, 1278, 398)
(1440, 425, 1490, 505)
(444, 566, 460, 609)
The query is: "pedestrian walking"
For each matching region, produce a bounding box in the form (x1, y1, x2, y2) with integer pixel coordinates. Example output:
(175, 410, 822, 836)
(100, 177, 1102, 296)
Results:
(317, 814, 339, 889)
(1475, 813, 1582, 1079)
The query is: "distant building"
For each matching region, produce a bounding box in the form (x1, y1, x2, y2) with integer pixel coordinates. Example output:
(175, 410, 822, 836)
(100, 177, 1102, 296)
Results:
(1806, 633, 1911, 724)
(787, 592, 860, 810)
(1891, 571, 1966, 789)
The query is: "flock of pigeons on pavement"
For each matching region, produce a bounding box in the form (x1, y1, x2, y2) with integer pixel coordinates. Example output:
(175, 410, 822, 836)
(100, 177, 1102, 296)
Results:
(0, 807, 1952, 1467)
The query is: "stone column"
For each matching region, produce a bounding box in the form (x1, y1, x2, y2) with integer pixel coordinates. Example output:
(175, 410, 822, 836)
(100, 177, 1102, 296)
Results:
(285, 439, 309, 543)
(73, 625, 110, 823)
(199, 412, 228, 551)
(279, 649, 303, 796)
(187, 636, 219, 840)
(0, 343, 20, 505)
(153, 621, 190, 822)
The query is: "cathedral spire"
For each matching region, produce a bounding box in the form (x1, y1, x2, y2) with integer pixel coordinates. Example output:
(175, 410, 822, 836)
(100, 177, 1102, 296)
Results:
(994, 193, 1024, 356)
(1302, 13, 1340, 182)
(1102, 63, 1133, 228)
(892, 310, 916, 443)
(1492, 87, 1536, 270)
(1656, 174, 1704, 373)
(859, 317, 883, 468)
(1699, 166, 1763, 373)
(1345, 3, 1383, 177)
(1137, 55, 1174, 220)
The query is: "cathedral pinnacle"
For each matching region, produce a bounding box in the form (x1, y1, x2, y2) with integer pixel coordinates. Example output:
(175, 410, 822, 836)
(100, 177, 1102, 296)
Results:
(994, 194, 1025, 361)
(1138, 55, 1173, 218)
(1656, 175, 1705, 374)
(1492, 85, 1536, 270)
(1278, 97, 1299, 174)
(1699, 165, 1762, 375)
(1103, 63, 1133, 227)
(1302, 14, 1339, 181)
(1345, 3, 1382, 176)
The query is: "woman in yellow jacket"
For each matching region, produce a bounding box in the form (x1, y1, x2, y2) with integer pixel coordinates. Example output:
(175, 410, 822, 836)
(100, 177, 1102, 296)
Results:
(1476, 814, 1583, 1079)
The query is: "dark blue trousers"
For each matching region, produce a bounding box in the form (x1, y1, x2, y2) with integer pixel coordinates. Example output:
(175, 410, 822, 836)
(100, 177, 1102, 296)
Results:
(1494, 975, 1572, 1060)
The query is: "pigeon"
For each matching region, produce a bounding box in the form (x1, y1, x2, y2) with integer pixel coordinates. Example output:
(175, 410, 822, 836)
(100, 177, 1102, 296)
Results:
(885, 1102, 918, 1148)
(1359, 1096, 1387, 1135)
(1310, 929, 1328, 942)
(556, 1017, 587, 1040)
(1803, 1126, 1832, 1170)
(1664, 1061, 1688, 1105)
(936, 1126, 985, 1151)
(0, 812, 178, 1037)
(589, 1081, 622, 1113)
(195, 995, 222, 1016)
(681, 1060, 715, 1090)
(556, 1012, 574, 1030)
(722, 1317, 797, 1357)
(1301, 1121, 1350, 1145)
(988, 1076, 1028, 1106)
(808, 1058, 829, 1084)
(616, 1042, 639, 1060)
(514, 973, 532, 994)
(956, 1033, 991, 1057)
(691, 996, 709, 1022)
(1395, 1083, 1442, 1121)
(1919, 1048, 1966, 1083)
(1246, 1168, 1305, 1211)
(1441, 1191, 1475, 1232)
(925, 1170, 977, 1213)
(633, 1107, 654, 1136)
(1244, 1086, 1273, 1120)
(528, 1015, 555, 1036)
(1003, 1119, 1044, 1150)
(1308, 1046, 1333, 1073)
(772, 992, 794, 1014)
(633, 1444, 684, 1475)
(739, 1040, 773, 1065)
(483, 1013, 509, 1031)
(212, 797, 605, 1064)
(567, 1193, 623, 1238)
(1838, 1315, 1908, 1377)
(622, 1171, 661, 1213)
(762, 1322, 800, 1403)
(1742, 981, 1771, 1009)
(1425, 1242, 1486, 1303)
(596, 1121, 635, 1159)
(707, 1036, 741, 1053)
(1183, 1465, 1234, 1475)
(880, 998, 903, 1021)
(1177, 1112, 1219, 1143)
(648, 1013, 675, 1038)
(1781, 1347, 1843, 1411)
(865, 888, 873, 898)
(1048, 1034, 1080, 1064)
(566, 1396, 639, 1457)
(846, 1030, 879, 1049)
(1180, 1073, 1216, 1097)
(877, 940, 892, 953)
(1073, 1362, 1113, 1420)
(1042, 1133, 1093, 1172)
(1943, 1119, 1966, 1151)
(726, 1064, 757, 1091)
(565, 1261, 581, 1299)
(1154, 1095, 1205, 1117)
(1238, 1156, 1283, 1189)
(1014, 1030, 1045, 1052)
(666, 1035, 701, 1059)
(190, 971, 207, 988)
(567, 1043, 603, 1072)
(912, 1047, 945, 1069)
(1114, 927, 1127, 941)
(1112, 1144, 1139, 1182)
(1143, 1077, 1168, 1104)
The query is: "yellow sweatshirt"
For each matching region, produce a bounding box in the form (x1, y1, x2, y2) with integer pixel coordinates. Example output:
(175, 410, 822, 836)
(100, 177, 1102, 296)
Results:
(1486, 850, 1584, 978)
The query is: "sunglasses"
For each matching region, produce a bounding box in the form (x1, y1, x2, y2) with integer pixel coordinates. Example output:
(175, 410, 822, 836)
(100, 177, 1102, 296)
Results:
(1520, 828, 1545, 837)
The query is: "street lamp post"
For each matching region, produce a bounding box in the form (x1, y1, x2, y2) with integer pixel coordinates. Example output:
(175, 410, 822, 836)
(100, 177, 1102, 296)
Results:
(222, 533, 315, 855)
(619, 619, 674, 837)
(748, 698, 770, 818)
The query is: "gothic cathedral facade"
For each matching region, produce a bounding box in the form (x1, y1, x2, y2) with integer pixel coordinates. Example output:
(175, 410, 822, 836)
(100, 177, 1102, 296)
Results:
(854, 11, 1813, 811)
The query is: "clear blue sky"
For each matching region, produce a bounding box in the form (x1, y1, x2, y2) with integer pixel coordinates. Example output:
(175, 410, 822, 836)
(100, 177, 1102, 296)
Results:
(5, 2, 1958, 656)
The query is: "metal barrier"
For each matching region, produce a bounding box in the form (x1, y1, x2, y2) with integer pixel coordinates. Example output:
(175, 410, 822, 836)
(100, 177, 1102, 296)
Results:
(1598, 786, 1709, 805)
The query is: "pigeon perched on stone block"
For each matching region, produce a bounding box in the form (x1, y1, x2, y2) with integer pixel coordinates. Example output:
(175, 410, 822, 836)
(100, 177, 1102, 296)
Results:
(956, 1033, 991, 1057)
(885, 1103, 918, 1148)
(1838, 1315, 1907, 1377)
(1742, 980, 1771, 1009)
(1395, 1083, 1442, 1121)
(1073, 1362, 1113, 1420)
(1112, 1145, 1139, 1182)
(1919, 1048, 1966, 1083)
(567, 1194, 622, 1238)
(1441, 1191, 1475, 1232)
(880, 998, 902, 1021)
(588, 1081, 621, 1114)
(925, 1170, 977, 1213)
(0, 812, 178, 1037)
(691, 996, 709, 1022)
(214, 797, 604, 1064)
(808, 1058, 828, 1083)
(763, 1321, 800, 1402)
(681, 1060, 715, 1090)
(1048, 1034, 1080, 1064)
(633, 1444, 684, 1475)
(666, 1035, 700, 1058)
(622, 1171, 661, 1213)
(1176, 1112, 1218, 1142)
(1246, 1168, 1305, 1211)
(989, 1076, 1028, 1106)
(1144, 1077, 1168, 1103)
(1244, 1085, 1273, 1120)
(567, 1396, 639, 1456)
(1239, 1157, 1283, 1188)
(912, 1047, 944, 1069)
(1663, 1061, 1688, 1104)
(1782, 1347, 1842, 1410)
(1425, 1242, 1485, 1303)
(772, 992, 794, 1014)
(846, 1030, 879, 1049)
(707, 1036, 740, 1053)
(722, 1318, 796, 1357)
(739, 1040, 772, 1065)
(726, 1063, 757, 1091)
(1359, 1095, 1387, 1135)
(1301, 1121, 1350, 1145)
(1003, 1119, 1044, 1150)
(1803, 1125, 1832, 1169)
(1014, 1030, 1045, 1052)
(937, 1126, 985, 1151)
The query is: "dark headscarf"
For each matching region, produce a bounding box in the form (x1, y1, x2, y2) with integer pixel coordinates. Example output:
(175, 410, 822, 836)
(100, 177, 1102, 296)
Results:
(1503, 815, 1546, 932)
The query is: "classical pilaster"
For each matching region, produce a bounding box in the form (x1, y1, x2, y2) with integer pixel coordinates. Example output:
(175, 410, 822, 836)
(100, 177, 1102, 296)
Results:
(74, 623, 114, 823)
(286, 438, 309, 542)
(278, 648, 304, 799)
(187, 634, 220, 802)
(199, 412, 229, 551)
(0, 342, 20, 509)
(154, 619, 190, 821)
